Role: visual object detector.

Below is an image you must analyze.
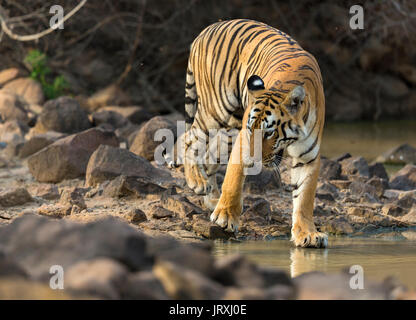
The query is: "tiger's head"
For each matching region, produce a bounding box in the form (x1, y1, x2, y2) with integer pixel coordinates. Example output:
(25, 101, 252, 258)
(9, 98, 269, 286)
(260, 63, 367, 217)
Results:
(246, 75, 307, 169)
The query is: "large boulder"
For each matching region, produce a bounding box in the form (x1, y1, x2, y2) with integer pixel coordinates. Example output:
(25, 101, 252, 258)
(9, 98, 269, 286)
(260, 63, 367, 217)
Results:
(129, 116, 176, 161)
(28, 127, 119, 183)
(389, 164, 416, 191)
(34, 96, 91, 134)
(85, 145, 173, 187)
(18, 131, 65, 158)
(0, 214, 152, 280)
(0, 90, 29, 123)
(2, 77, 44, 105)
(0, 68, 23, 86)
(376, 144, 416, 165)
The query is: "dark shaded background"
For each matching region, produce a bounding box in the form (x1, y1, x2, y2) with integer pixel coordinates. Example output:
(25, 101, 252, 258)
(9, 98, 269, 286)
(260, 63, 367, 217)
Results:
(1, 0, 415, 121)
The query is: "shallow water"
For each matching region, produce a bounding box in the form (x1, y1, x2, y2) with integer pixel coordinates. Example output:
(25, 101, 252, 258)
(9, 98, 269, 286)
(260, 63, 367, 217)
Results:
(321, 121, 416, 175)
(214, 237, 416, 288)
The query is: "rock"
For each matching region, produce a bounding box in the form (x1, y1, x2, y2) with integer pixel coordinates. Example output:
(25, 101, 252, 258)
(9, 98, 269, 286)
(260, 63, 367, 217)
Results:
(0, 278, 74, 299)
(223, 287, 267, 299)
(161, 195, 203, 219)
(102, 175, 167, 198)
(0, 251, 27, 277)
(258, 266, 293, 288)
(0, 214, 152, 279)
(316, 182, 339, 201)
(129, 116, 176, 161)
(214, 254, 264, 288)
(59, 187, 87, 212)
(349, 180, 379, 199)
(150, 206, 174, 219)
(381, 203, 405, 217)
(34, 97, 91, 134)
(28, 127, 118, 183)
(294, 271, 391, 299)
(153, 260, 224, 299)
(3, 77, 44, 105)
(321, 217, 354, 235)
(320, 158, 341, 180)
(244, 168, 281, 193)
(0, 68, 22, 86)
(340, 156, 370, 178)
(86, 85, 131, 111)
(66, 258, 128, 299)
(0, 120, 28, 143)
(369, 162, 389, 180)
(401, 207, 416, 224)
(37, 203, 72, 218)
(241, 198, 271, 224)
(0, 188, 32, 207)
(124, 208, 147, 224)
(122, 271, 169, 299)
(389, 165, 416, 191)
(18, 131, 65, 158)
(85, 145, 173, 187)
(0, 90, 29, 123)
(90, 110, 129, 129)
(102, 106, 153, 125)
(396, 192, 416, 209)
(27, 184, 60, 200)
(367, 176, 389, 198)
(347, 206, 373, 218)
(192, 216, 233, 240)
(376, 144, 416, 165)
(330, 179, 352, 190)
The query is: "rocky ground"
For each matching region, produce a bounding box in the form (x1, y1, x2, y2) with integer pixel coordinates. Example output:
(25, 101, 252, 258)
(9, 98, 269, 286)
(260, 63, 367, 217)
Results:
(1, 71, 416, 299)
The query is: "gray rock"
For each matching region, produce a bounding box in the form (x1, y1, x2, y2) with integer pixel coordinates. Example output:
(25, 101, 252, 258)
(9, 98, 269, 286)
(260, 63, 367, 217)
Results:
(28, 127, 118, 183)
(102, 106, 153, 125)
(0, 214, 152, 280)
(66, 258, 128, 299)
(85, 145, 173, 187)
(129, 116, 176, 161)
(214, 254, 265, 288)
(320, 158, 341, 180)
(0, 188, 32, 207)
(369, 162, 389, 180)
(34, 96, 91, 134)
(18, 131, 65, 158)
(389, 164, 416, 191)
(340, 156, 370, 178)
(122, 271, 169, 299)
(244, 167, 281, 193)
(377, 144, 416, 165)
(153, 260, 224, 299)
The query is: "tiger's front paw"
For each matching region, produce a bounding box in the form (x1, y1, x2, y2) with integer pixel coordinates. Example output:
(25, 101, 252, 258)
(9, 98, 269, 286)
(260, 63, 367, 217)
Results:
(184, 164, 210, 195)
(210, 202, 241, 233)
(291, 225, 328, 248)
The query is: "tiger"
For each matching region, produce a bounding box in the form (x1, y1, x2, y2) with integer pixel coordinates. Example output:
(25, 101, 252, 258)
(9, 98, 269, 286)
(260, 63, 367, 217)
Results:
(181, 19, 327, 248)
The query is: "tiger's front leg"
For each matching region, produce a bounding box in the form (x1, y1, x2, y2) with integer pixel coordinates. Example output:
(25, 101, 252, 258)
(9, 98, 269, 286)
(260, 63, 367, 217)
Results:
(210, 130, 246, 232)
(290, 156, 328, 248)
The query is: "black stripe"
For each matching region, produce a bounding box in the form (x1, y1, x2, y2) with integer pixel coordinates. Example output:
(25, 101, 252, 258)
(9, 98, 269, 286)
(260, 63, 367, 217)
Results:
(299, 135, 318, 158)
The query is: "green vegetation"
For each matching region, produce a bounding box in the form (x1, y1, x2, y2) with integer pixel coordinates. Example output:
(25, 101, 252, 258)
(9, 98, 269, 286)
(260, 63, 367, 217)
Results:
(24, 49, 69, 100)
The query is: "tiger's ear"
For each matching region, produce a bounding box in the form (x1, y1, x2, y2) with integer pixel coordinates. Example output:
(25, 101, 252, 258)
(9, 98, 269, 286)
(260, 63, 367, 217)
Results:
(282, 86, 305, 114)
(247, 75, 265, 98)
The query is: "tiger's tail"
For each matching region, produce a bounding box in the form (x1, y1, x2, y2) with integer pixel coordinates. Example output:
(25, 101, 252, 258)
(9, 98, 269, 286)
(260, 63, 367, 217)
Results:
(184, 65, 197, 132)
